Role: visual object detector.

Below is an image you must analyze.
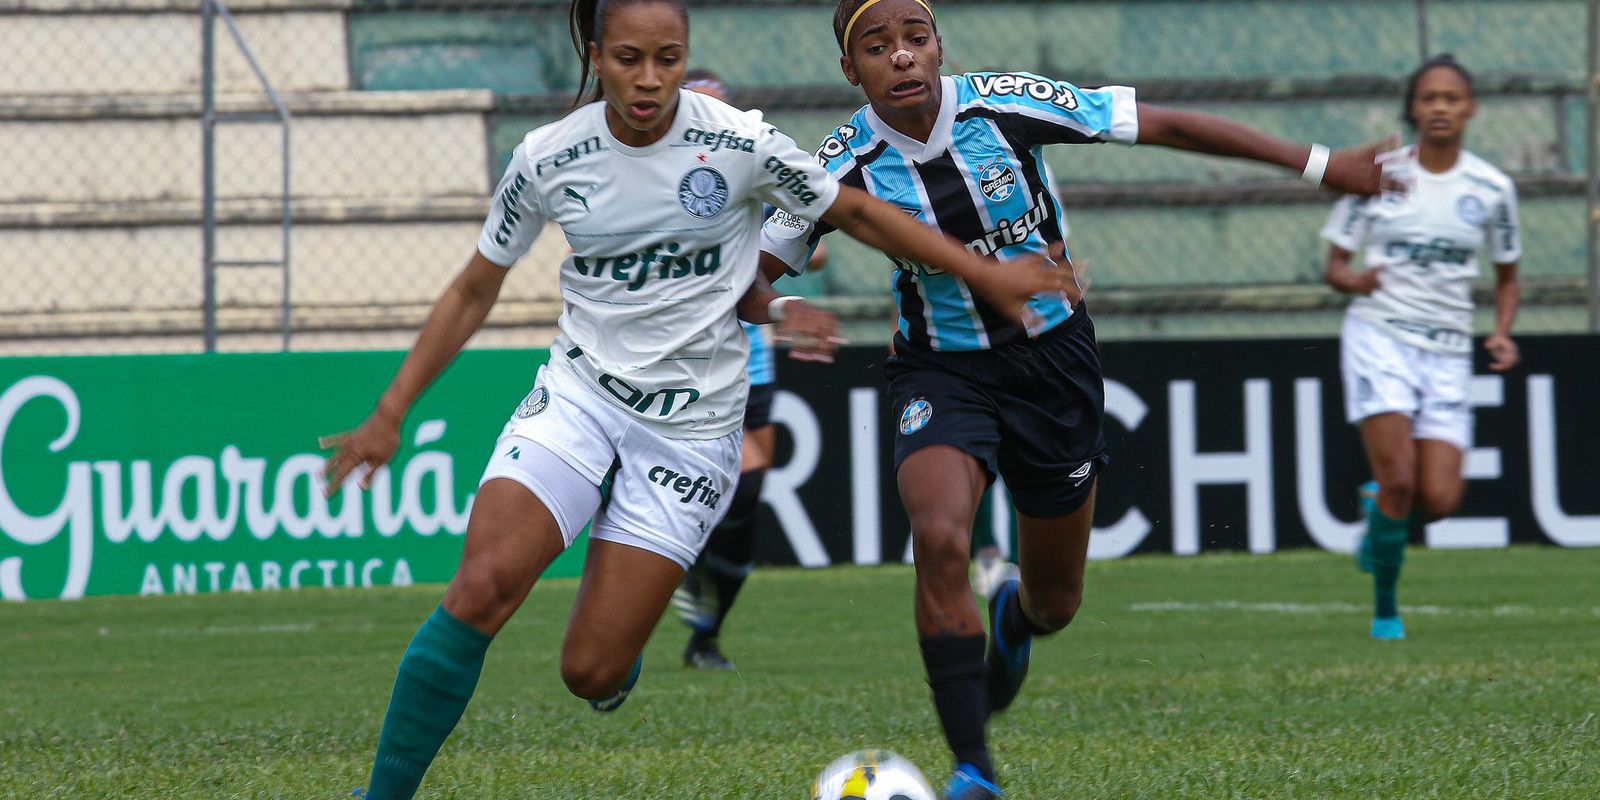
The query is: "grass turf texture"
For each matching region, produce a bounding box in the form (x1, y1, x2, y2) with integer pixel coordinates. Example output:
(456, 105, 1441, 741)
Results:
(3, 546, 1597, 799)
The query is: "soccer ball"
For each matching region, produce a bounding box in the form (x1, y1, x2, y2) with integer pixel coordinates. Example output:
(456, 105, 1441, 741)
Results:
(812, 749, 936, 800)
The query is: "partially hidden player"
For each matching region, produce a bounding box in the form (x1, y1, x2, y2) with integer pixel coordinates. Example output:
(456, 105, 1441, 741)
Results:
(670, 68, 832, 670)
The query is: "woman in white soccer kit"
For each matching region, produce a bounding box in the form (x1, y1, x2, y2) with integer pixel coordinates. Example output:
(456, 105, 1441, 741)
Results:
(319, 0, 1064, 797)
(1321, 54, 1521, 641)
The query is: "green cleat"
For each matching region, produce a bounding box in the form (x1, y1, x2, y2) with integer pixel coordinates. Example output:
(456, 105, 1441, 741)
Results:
(588, 656, 643, 712)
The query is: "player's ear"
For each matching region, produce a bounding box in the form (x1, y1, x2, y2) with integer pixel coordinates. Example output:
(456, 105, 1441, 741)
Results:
(840, 55, 859, 87)
(588, 41, 601, 79)
(936, 34, 944, 67)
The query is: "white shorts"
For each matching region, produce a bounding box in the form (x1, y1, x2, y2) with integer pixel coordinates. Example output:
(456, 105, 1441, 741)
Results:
(478, 363, 743, 569)
(1340, 315, 1472, 450)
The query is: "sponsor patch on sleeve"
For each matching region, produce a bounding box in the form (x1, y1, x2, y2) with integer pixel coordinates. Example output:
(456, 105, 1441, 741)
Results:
(765, 209, 810, 239)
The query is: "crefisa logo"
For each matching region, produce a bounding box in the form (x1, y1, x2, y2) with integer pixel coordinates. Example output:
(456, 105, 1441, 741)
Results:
(979, 162, 1017, 202)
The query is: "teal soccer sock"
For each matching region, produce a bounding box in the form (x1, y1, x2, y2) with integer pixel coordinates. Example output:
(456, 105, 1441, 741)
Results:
(1367, 506, 1410, 619)
(365, 605, 492, 800)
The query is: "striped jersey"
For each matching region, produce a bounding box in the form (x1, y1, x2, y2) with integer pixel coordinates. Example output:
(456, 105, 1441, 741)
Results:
(761, 72, 1137, 351)
(742, 321, 775, 386)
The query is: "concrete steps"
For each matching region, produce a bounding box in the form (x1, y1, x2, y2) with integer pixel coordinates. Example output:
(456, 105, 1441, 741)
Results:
(2, 0, 351, 96)
(2, 208, 567, 315)
(0, 90, 494, 205)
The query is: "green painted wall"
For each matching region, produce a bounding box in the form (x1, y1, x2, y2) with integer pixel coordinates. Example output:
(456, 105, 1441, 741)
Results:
(350, 1, 1585, 94)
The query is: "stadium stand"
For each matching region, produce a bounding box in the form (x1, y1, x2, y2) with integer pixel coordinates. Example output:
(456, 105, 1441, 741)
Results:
(0, 0, 1590, 352)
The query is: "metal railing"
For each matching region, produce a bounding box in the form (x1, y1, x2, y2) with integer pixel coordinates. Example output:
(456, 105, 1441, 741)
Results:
(201, 0, 293, 351)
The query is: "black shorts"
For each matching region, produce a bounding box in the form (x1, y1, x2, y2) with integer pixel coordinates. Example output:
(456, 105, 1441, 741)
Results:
(885, 308, 1108, 518)
(744, 381, 776, 430)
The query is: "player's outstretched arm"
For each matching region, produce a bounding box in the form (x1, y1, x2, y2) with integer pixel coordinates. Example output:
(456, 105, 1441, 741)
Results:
(319, 251, 508, 495)
(737, 267, 844, 363)
(820, 186, 1067, 325)
(1136, 105, 1392, 196)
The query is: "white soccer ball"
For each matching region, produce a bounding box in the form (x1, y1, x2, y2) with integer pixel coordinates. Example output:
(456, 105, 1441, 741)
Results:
(812, 750, 937, 800)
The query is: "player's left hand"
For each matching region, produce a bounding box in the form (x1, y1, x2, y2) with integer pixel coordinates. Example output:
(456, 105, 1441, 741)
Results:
(1485, 332, 1520, 372)
(1322, 133, 1403, 196)
(776, 299, 846, 364)
(1050, 242, 1087, 307)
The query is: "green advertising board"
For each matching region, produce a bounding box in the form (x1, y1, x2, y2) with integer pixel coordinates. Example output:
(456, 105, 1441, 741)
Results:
(0, 350, 589, 601)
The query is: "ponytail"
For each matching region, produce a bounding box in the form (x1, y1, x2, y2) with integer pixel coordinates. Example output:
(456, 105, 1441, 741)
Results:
(569, 0, 604, 107)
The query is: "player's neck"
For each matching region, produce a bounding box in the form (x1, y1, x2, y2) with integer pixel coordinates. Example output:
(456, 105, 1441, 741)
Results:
(1416, 139, 1463, 174)
(604, 103, 677, 148)
(870, 88, 943, 144)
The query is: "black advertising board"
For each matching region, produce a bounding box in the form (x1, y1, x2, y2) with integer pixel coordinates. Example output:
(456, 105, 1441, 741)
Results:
(753, 335, 1600, 566)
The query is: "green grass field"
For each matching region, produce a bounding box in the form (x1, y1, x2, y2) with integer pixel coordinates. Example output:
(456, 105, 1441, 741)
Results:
(4, 546, 1598, 799)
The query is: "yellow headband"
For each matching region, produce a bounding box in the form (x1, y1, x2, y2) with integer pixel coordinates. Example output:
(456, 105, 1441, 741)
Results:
(842, 0, 935, 54)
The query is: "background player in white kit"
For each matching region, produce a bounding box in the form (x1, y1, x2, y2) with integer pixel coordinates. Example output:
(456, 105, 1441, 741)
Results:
(1321, 54, 1521, 641)
(318, 1, 1066, 797)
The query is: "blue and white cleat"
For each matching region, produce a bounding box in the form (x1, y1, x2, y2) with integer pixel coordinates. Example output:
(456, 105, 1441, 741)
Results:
(1356, 481, 1379, 573)
(984, 570, 1031, 716)
(943, 762, 1003, 800)
(1370, 616, 1406, 640)
(671, 565, 719, 632)
(588, 655, 643, 712)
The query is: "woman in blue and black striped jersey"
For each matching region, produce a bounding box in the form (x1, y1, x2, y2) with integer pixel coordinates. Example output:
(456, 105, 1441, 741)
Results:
(758, 1, 1391, 797)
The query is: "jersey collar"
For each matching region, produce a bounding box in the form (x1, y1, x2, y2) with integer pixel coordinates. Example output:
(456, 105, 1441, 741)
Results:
(596, 91, 695, 157)
(864, 75, 957, 164)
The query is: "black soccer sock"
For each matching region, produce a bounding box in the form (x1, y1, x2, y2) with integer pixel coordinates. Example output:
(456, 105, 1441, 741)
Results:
(998, 586, 1053, 645)
(919, 635, 994, 782)
(689, 468, 765, 643)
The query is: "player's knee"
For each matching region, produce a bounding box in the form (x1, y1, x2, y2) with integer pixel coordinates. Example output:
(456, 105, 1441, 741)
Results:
(559, 649, 627, 700)
(441, 564, 520, 632)
(1026, 589, 1081, 633)
(1416, 487, 1462, 522)
(1377, 476, 1416, 513)
(910, 521, 970, 591)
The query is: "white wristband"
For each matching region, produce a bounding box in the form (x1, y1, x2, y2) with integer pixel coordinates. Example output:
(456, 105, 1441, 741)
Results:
(1301, 143, 1330, 187)
(767, 295, 804, 322)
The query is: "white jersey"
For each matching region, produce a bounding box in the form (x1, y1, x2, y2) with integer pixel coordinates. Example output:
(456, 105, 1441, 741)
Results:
(477, 90, 841, 438)
(1320, 147, 1520, 354)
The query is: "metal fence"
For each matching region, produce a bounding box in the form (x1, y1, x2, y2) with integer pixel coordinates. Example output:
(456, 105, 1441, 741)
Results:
(1, 0, 1595, 354)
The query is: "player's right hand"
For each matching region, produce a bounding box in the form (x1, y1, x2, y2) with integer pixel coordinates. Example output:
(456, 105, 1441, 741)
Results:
(318, 409, 402, 497)
(1323, 133, 1404, 196)
(775, 299, 847, 364)
(1335, 266, 1383, 296)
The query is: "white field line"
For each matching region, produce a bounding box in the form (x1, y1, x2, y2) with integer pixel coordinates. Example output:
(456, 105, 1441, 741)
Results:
(152, 622, 378, 636)
(1129, 601, 1600, 618)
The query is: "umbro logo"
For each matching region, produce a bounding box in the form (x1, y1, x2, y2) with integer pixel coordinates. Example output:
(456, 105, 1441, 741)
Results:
(1069, 462, 1092, 487)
